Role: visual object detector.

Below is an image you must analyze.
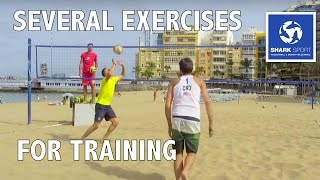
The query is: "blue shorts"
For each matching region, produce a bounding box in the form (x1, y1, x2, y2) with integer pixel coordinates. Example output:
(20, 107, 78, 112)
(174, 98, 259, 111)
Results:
(95, 103, 117, 122)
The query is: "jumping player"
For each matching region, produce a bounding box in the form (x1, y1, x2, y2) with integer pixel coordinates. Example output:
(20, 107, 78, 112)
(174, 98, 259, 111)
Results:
(165, 57, 214, 180)
(81, 60, 125, 141)
(79, 43, 97, 103)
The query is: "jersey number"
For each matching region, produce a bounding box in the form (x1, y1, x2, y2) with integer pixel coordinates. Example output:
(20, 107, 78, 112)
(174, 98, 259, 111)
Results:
(183, 78, 192, 91)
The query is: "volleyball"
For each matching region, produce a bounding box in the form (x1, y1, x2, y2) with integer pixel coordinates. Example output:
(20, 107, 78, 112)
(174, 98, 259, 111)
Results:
(113, 45, 123, 55)
(90, 66, 96, 73)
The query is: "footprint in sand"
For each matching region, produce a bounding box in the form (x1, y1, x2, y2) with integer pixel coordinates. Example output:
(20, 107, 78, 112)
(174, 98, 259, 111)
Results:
(284, 169, 301, 179)
(240, 148, 250, 154)
(212, 175, 229, 180)
(225, 144, 232, 149)
(308, 161, 320, 166)
(273, 162, 303, 169)
(266, 148, 283, 156)
(261, 154, 271, 162)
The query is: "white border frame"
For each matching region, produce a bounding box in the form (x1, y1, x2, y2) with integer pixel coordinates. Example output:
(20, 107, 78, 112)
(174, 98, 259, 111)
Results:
(266, 12, 316, 62)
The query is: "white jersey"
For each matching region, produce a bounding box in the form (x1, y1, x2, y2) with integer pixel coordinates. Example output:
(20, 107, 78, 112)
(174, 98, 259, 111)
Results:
(172, 75, 201, 120)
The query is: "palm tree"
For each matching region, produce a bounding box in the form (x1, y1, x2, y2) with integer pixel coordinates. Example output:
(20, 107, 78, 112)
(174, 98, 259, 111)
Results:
(141, 69, 154, 80)
(141, 62, 157, 80)
(213, 69, 222, 79)
(240, 58, 251, 80)
(146, 62, 157, 71)
(133, 65, 142, 78)
(161, 73, 167, 80)
(226, 59, 234, 79)
(194, 67, 205, 77)
(164, 65, 171, 73)
(257, 57, 266, 79)
(266, 62, 278, 79)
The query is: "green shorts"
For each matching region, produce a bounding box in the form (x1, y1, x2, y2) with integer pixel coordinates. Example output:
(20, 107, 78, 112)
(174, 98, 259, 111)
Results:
(172, 129, 200, 154)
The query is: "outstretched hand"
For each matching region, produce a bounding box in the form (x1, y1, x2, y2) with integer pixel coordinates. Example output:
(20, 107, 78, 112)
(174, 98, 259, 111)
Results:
(112, 59, 116, 66)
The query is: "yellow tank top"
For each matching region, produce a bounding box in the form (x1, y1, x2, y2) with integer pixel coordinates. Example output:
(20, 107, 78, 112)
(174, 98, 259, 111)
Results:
(96, 76, 119, 105)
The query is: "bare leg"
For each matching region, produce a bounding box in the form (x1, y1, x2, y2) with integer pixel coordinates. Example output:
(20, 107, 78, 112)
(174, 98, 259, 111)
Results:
(101, 118, 119, 140)
(83, 85, 88, 103)
(91, 83, 96, 104)
(81, 121, 101, 139)
(174, 153, 184, 180)
(181, 153, 196, 180)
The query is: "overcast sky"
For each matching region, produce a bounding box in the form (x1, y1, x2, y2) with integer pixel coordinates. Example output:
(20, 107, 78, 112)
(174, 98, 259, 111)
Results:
(0, 0, 301, 78)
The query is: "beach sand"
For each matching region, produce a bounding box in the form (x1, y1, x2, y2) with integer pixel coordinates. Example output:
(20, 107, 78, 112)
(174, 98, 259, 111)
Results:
(0, 91, 320, 180)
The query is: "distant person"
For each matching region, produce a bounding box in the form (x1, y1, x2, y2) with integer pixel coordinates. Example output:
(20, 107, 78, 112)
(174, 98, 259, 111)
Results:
(162, 91, 167, 103)
(43, 94, 48, 101)
(118, 91, 121, 97)
(154, 89, 158, 102)
(165, 57, 214, 180)
(0, 96, 3, 104)
(81, 60, 125, 141)
(37, 95, 40, 101)
(79, 43, 98, 103)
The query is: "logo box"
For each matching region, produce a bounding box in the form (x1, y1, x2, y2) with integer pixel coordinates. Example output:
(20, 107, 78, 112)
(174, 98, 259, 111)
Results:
(266, 12, 316, 62)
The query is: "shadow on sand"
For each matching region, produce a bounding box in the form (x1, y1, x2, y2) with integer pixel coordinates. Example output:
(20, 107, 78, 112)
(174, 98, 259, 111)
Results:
(0, 121, 25, 126)
(85, 162, 166, 180)
(32, 119, 72, 124)
(304, 136, 320, 140)
(47, 133, 74, 142)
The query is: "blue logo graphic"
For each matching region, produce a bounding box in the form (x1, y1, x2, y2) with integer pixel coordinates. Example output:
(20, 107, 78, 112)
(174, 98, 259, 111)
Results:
(266, 12, 316, 62)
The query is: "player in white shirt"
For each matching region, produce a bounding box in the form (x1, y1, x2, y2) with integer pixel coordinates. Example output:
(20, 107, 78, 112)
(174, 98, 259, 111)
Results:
(165, 57, 214, 180)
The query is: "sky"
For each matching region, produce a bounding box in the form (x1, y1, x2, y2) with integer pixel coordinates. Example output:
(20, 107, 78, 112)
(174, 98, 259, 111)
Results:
(0, 0, 302, 78)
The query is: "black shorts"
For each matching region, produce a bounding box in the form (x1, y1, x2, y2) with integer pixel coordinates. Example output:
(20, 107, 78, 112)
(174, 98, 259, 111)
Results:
(95, 103, 117, 122)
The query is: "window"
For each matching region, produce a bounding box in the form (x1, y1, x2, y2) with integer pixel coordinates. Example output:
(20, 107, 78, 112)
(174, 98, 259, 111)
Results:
(215, 31, 225, 34)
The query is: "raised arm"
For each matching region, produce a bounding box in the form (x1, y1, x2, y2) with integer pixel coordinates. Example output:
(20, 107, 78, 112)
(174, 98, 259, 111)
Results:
(118, 63, 126, 81)
(108, 59, 117, 75)
(165, 80, 174, 137)
(200, 80, 214, 137)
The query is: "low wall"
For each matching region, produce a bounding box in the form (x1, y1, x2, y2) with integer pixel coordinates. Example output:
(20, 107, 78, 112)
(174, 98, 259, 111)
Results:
(72, 103, 95, 126)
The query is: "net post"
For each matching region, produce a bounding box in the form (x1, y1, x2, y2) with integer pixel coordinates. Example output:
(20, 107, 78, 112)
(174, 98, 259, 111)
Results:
(27, 38, 32, 124)
(312, 82, 315, 110)
(35, 45, 38, 78)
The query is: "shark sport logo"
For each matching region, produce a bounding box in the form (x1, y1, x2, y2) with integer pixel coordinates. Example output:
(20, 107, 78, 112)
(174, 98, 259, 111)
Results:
(279, 21, 303, 45)
(266, 12, 316, 62)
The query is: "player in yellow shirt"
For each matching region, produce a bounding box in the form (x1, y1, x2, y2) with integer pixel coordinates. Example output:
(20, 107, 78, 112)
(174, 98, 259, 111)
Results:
(81, 59, 125, 141)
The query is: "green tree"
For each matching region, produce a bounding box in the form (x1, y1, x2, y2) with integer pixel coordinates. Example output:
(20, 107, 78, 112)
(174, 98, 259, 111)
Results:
(146, 62, 157, 71)
(141, 69, 154, 80)
(161, 73, 167, 80)
(133, 65, 142, 78)
(213, 69, 222, 79)
(164, 65, 171, 73)
(257, 57, 266, 79)
(226, 59, 234, 79)
(194, 67, 205, 76)
(240, 58, 251, 80)
(266, 62, 277, 79)
(141, 62, 157, 80)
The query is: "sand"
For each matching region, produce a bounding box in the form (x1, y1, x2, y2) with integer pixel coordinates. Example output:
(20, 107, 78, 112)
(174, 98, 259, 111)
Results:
(0, 91, 320, 180)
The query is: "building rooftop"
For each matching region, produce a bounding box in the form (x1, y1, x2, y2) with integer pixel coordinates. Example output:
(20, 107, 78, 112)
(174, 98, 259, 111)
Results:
(284, 0, 320, 11)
